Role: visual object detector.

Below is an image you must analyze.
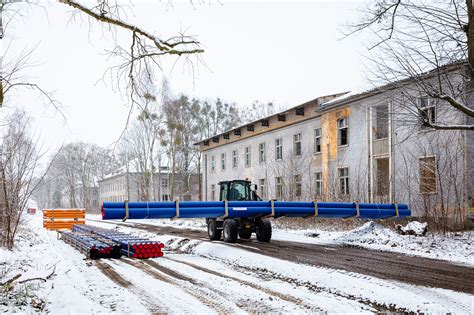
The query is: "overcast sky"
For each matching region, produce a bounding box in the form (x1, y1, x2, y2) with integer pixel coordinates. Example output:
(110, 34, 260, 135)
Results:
(4, 0, 369, 155)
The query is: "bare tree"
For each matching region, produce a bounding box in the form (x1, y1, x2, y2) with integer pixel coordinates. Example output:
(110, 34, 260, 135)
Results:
(1, 0, 204, 111)
(0, 110, 41, 249)
(350, 0, 474, 131)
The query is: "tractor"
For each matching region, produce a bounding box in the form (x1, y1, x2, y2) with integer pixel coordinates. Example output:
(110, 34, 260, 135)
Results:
(206, 180, 272, 243)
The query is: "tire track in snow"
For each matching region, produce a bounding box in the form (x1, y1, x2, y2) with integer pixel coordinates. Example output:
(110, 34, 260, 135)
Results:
(142, 259, 293, 314)
(196, 255, 413, 313)
(94, 261, 167, 314)
(92, 219, 473, 294)
(160, 257, 325, 313)
(119, 258, 234, 315)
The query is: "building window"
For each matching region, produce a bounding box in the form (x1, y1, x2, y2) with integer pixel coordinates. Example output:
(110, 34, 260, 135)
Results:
(232, 150, 238, 168)
(162, 194, 170, 201)
(259, 178, 267, 199)
(419, 156, 436, 194)
(221, 153, 226, 171)
(338, 118, 348, 146)
(314, 128, 322, 154)
(338, 167, 349, 195)
(275, 138, 283, 160)
(211, 184, 216, 201)
(275, 177, 283, 200)
(161, 178, 169, 188)
(418, 97, 436, 126)
(295, 174, 302, 198)
(211, 156, 216, 172)
(375, 104, 389, 139)
(314, 172, 323, 197)
(245, 146, 251, 167)
(259, 143, 266, 163)
(293, 133, 302, 156)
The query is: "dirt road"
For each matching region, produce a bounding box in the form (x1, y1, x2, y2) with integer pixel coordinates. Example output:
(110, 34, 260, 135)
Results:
(90, 219, 474, 295)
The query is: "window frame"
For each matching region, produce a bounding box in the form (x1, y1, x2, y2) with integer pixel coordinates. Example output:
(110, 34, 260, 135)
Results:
(314, 171, 323, 197)
(245, 146, 251, 167)
(221, 152, 226, 171)
(375, 104, 389, 140)
(337, 117, 349, 147)
(259, 142, 266, 164)
(210, 184, 216, 201)
(232, 149, 238, 168)
(259, 178, 267, 200)
(275, 176, 283, 200)
(418, 97, 436, 126)
(275, 138, 283, 161)
(418, 155, 437, 195)
(211, 155, 216, 172)
(338, 167, 349, 195)
(293, 133, 302, 156)
(314, 128, 322, 154)
(294, 174, 302, 198)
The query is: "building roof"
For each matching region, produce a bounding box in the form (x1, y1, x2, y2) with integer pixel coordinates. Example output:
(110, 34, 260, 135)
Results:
(193, 92, 347, 147)
(194, 61, 466, 150)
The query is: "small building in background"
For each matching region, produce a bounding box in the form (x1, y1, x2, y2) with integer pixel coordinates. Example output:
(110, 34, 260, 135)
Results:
(99, 165, 199, 204)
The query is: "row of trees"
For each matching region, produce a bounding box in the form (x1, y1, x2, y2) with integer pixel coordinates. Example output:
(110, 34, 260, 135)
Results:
(32, 80, 277, 210)
(117, 78, 278, 202)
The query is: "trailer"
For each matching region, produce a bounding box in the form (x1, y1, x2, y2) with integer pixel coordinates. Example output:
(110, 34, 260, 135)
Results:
(102, 180, 411, 243)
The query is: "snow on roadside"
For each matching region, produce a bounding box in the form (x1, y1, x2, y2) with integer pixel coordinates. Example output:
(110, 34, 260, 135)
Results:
(272, 221, 474, 266)
(84, 217, 474, 313)
(168, 237, 473, 314)
(1, 211, 149, 313)
(93, 214, 474, 266)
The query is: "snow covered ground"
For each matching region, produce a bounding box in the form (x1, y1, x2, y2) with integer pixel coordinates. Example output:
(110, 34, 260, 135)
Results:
(1, 212, 473, 313)
(97, 215, 474, 266)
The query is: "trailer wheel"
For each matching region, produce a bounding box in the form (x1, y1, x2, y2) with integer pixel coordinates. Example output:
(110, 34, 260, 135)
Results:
(207, 219, 222, 241)
(239, 228, 252, 240)
(256, 218, 272, 242)
(223, 219, 238, 243)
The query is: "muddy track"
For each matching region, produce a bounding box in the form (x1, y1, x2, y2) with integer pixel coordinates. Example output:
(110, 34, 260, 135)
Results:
(162, 256, 324, 312)
(95, 261, 132, 288)
(94, 261, 166, 314)
(120, 257, 233, 314)
(182, 255, 409, 313)
(91, 220, 474, 294)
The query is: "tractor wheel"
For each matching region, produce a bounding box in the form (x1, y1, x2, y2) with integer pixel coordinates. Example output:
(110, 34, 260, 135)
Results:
(256, 218, 272, 242)
(223, 219, 239, 243)
(239, 228, 252, 240)
(207, 219, 222, 241)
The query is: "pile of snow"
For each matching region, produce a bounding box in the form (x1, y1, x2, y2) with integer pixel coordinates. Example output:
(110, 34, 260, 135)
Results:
(273, 221, 474, 266)
(397, 221, 428, 236)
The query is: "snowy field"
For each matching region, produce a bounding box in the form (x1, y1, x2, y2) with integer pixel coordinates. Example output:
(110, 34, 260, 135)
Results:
(1, 212, 473, 313)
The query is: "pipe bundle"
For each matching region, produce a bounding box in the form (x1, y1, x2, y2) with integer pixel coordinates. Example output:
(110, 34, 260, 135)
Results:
(43, 208, 86, 230)
(72, 225, 164, 259)
(59, 231, 121, 259)
(102, 201, 411, 221)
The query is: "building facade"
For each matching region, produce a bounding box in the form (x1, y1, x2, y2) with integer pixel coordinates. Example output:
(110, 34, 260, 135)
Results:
(99, 170, 199, 204)
(196, 66, 473, 221)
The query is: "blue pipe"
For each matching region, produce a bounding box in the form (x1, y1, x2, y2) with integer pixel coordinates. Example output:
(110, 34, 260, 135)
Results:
(102, 201, 411, 220)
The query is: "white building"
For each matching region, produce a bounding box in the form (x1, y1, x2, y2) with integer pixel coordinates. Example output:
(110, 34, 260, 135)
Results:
(195, 63, 474, 222)
(99, 166, 199, 204)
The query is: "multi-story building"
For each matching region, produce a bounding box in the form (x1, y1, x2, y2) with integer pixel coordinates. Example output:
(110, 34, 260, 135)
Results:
(195, 63, 473, 222)
(99, 167, 200, 204)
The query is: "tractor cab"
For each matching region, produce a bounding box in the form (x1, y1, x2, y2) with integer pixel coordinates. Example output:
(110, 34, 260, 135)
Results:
(218, 180, 262, 201)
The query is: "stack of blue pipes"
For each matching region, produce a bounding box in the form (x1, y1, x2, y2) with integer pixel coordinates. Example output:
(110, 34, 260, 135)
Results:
(102, 201, 411, 220)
